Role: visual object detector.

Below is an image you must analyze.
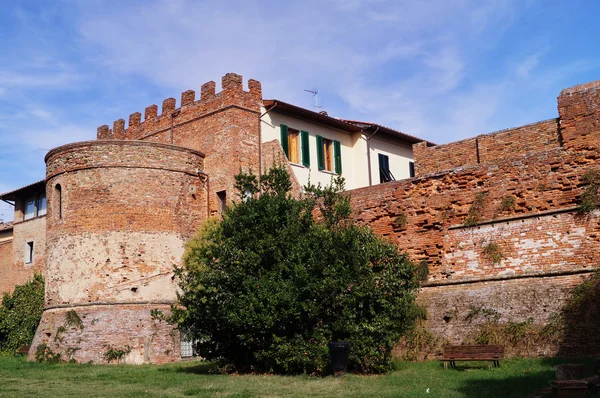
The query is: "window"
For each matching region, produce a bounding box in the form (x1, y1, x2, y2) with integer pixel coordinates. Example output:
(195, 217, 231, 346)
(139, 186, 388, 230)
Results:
(24, 197, 36, 220)
(55, 184, 62, 219)
(409, 162, 415, 178)
(379, 154, 395, 183)
(280, 125, 310, 166)
(25, 241, 34, 264)
(217, 190, 227, 212)
(38, 194, 47, 216)
(317, 136, 342, 174)
(180, 332, 198, 358)
(23, 193, 47, 220)
(288, 128, 300, 163)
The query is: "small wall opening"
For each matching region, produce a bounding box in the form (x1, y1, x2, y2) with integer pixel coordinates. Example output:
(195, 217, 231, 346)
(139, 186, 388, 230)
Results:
(217, 190, 227, 212)
(55, 184, 62, 219)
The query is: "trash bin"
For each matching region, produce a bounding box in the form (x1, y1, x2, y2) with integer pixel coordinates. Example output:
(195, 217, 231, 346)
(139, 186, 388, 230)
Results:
(329, 341, 350, 376)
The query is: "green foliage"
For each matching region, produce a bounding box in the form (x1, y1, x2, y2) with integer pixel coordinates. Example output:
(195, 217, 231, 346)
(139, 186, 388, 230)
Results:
(578, 169, 600, 213)
(35, 343, 61, 364)
(497, 196, 516, 213)
(392, 212, 408, 229)
(104, 345, 131, 363)
(464, 192, 488, 226)
(172, 165, 420, 374)
(415, 260, 429, 282)
(65, 310, 83, 330)
(0, 274, 44, 355)
(481, 241, 504, 264)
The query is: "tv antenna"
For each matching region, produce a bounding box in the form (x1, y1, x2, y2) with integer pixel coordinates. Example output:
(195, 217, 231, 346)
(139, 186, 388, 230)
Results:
(304, 88, 323, 110)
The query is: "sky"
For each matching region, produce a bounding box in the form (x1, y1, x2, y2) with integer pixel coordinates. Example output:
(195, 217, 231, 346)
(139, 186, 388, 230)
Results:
(1, 0, 600, 221)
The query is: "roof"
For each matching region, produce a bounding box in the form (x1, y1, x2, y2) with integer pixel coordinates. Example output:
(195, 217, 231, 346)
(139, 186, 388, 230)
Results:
(341, 119, 436, 146)
(263, 99, 362, 133)
(0, 180, 45, 201)
(263, 99, 434, 146)
(0, 222, 13, 232)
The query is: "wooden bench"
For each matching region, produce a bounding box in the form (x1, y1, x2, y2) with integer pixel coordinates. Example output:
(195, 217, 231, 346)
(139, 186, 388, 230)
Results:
(442, 345, 504, 369)
(15, 345, 31, 356)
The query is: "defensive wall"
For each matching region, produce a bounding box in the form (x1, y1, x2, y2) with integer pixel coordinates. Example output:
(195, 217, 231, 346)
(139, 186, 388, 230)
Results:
(30, 140, 207, 364)
(348, 80, 600, 356)
(96, 73, 263, 215)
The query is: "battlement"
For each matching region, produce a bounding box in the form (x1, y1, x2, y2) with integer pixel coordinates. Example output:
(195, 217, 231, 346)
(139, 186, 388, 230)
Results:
(97, 73, 262, 140)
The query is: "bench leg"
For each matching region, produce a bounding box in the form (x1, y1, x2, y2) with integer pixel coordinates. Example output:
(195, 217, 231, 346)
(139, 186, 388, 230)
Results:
(444, 361, 447, 370)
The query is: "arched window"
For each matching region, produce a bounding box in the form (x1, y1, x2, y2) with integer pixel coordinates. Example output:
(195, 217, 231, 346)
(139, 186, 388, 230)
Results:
(55, 184, 62, 219)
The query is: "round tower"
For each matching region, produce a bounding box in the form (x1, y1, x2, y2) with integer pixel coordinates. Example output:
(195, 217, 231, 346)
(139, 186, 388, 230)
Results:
(29, 140, 207, 364)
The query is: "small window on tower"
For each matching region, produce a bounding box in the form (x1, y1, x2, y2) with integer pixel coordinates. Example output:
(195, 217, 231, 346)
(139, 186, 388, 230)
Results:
(217, 190, 227, 212)
(25, 241, 34, 265)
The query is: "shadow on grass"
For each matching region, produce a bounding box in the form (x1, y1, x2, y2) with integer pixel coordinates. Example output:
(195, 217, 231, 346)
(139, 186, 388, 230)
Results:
(456, 370, 554, 398)
(453, 357, 598, 398)
(172, 361, 219, 375)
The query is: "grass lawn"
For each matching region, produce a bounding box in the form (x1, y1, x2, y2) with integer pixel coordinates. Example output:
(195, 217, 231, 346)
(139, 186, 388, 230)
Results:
(0, 356, 566, 397)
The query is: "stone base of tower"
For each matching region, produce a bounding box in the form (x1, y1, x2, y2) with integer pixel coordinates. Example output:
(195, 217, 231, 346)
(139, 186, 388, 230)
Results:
(28, 303, 181, 364)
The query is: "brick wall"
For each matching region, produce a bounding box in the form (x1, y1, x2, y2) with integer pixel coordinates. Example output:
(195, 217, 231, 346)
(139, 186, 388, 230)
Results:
(31, 140, 207, 363)
(413, 119, 560, 175)
(0, 218, 46, 301)
(349, 79, 600, 355)
(0, 234, 13, 300)
(97, 73, 262, 214)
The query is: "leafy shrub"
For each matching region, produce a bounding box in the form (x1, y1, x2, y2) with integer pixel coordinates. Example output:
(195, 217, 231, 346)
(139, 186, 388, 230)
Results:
(392, 212, 408, 229)
(171, 166, 420, 374)
(464, 192, 488, 226)
(0, 274, 44, 354)
(104, 345, 132, 363)
(481, 241, 504, 264)
(35, 343, 62, 363)
(497, 195, 516, 213)
(578, 169, 600, 213)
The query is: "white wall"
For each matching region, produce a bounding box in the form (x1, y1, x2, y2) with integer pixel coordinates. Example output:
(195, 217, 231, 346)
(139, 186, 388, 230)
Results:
(261, 105, 416, 190)
(261, 107, 369, 190)
(369, 135, 414, 183)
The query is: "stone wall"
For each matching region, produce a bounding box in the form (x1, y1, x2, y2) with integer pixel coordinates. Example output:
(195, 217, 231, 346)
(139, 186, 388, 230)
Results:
(349, 79, 600, 356)
(30, 140, 207, 364)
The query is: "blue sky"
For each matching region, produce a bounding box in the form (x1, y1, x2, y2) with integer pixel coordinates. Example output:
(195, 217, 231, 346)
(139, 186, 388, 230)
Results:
(1, 0, 600, 220)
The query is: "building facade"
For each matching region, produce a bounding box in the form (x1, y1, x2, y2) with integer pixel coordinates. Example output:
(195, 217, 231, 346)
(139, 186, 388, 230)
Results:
(1, 73, 600, 362)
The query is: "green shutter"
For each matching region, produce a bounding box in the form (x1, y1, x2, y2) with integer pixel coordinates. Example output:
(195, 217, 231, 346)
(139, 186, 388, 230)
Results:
(334, 140, 342, 174)
(301, 130, 310, 167)
(316, 135, 325, 170)
(280, 124, 289, 158)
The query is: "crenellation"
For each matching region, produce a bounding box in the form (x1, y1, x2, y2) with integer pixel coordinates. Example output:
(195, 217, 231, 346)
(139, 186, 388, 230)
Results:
(181, 89, 195, 107)
(144, 104, 158, 121)
(222, 72, 243, 91)
(128, 112, 141, 129)
(113, 119, 125, 138)
(97, 124, 111, 139)
(248, 78, 262, 99)
(161, 97, 176, 115)
(201, 81, 216, 100)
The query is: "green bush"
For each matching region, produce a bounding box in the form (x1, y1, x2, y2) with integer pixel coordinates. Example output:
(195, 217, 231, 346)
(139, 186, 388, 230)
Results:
(0, 274, 44, 354)
(171, 166, 420, 374)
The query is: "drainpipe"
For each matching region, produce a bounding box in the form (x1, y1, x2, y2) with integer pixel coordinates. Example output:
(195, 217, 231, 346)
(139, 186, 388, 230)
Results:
(170, 110, 181, 144)
(365, 126, 380, 186)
